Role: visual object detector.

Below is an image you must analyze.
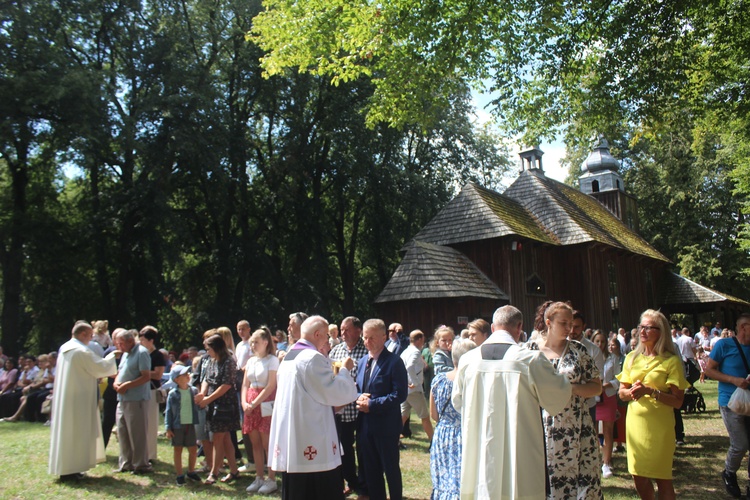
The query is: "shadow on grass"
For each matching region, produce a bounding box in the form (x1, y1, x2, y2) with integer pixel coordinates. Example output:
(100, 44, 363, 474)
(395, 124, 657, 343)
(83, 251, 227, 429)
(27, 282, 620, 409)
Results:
(54, 455, 281, 498)
(0, 420, 39, 432)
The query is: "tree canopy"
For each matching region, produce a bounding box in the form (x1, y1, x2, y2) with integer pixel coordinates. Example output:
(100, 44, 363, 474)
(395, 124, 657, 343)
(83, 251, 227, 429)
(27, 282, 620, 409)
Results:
(0, 0, 511, 355)
(253, 0, 750, 289)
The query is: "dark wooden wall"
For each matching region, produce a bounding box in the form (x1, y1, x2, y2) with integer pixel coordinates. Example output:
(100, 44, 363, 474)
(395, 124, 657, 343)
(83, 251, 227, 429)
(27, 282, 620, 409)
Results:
(375, 296, 506, 340)
(377, 236, 668, 336)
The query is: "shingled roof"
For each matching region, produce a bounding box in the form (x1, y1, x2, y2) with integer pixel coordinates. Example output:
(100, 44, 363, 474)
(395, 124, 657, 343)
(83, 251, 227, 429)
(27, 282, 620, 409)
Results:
(374, 241, 508, 303)
(503, 170, 669, 261)
(410, 182, 559, 247)
(410, 171, 668, 262)
(660, 272, 750, 306)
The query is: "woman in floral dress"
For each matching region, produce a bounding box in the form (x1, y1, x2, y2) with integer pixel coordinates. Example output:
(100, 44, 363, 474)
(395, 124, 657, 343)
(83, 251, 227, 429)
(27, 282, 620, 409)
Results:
(196, 333, 241, 485)
(429, 338, 476, 500)
(528, 301, 603, 500)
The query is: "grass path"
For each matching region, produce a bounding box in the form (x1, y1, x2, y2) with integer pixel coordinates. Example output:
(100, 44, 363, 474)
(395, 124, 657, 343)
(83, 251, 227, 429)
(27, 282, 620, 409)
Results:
(0, 381, 733, 499)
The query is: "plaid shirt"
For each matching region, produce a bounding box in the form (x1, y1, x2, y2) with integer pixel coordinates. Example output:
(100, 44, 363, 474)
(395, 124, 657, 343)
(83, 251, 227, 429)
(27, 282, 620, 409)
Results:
(329, 338, 368, 422)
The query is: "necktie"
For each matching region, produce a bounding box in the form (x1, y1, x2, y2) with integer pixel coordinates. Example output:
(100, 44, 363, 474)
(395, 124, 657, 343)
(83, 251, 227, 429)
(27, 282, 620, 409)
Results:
(362, 357, 373, 392)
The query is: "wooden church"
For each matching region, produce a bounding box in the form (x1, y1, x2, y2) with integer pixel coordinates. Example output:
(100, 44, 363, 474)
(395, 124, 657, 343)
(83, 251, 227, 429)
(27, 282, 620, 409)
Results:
(375, 138, 748, 334)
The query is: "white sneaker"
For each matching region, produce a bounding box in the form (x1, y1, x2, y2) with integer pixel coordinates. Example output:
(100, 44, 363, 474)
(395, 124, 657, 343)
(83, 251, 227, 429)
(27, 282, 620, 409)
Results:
(246, 477, 263, 493)
(237, 464, 251, 473)
(258, 478, 278, 494)
(602, 463, 613, 478)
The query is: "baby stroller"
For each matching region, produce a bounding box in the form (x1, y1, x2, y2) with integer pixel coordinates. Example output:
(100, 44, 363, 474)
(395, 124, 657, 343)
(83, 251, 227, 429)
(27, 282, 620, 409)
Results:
(681, 386, 706, 413)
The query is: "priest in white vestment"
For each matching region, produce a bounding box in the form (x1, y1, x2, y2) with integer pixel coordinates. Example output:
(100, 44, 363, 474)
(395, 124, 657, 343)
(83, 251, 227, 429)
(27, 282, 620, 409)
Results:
(48, 321, 119, 480)
(268, 315, 358, 499)
(453, 306, 571, 500)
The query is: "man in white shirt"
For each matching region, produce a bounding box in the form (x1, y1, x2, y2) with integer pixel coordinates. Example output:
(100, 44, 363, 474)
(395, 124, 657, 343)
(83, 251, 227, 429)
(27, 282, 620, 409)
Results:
(677, 327, 698, 362)
(677, 327, 699, 385)
(235, 319, 252, 471)
(400, 330, 433, 442)
(617, 328, 628, 354)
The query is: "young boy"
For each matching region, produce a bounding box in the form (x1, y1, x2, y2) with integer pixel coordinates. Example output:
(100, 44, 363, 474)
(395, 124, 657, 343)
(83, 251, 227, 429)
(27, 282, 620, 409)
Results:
(165, 364, 200, 485)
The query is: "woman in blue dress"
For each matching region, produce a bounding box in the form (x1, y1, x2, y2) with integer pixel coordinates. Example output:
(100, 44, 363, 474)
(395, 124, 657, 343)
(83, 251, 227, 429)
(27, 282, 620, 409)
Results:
(430, 338, 477, 500)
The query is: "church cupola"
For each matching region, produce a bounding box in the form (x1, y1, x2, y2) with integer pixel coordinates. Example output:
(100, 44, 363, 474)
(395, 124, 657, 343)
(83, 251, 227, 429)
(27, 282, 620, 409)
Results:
(580, 135, 639, 230)
(519, 146, 544, 174)
(580, 136, 624, 194)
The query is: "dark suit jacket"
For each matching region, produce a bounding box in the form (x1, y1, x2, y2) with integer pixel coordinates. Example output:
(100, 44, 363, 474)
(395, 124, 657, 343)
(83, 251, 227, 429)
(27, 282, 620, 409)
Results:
(385, 335, 409, 356)
(356, 349, 408, 437)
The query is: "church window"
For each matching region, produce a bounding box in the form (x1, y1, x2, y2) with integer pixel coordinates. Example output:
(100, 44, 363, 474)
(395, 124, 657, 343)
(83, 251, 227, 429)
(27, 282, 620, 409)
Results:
(644, 269, 654, 307)
(526, 273, 546, 296)
(608, 261, 620, 330)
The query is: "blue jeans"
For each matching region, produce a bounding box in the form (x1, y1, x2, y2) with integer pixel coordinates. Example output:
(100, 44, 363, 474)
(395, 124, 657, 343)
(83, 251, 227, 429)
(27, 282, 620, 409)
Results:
(720, 406, 750, 475)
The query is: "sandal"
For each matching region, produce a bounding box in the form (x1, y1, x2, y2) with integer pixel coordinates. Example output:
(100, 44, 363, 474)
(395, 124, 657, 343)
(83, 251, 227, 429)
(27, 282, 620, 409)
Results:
(204, 474, 217, 485)
(220, 471, 240, 483)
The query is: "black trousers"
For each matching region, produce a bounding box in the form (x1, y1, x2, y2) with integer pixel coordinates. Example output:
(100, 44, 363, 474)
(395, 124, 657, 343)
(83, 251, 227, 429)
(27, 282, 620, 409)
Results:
(25, 389, 51, 422)
(282, 466, 344, 500)
(358, 430, 402, 500)
(0, 390, 22, 418)
(101, 398, 118, 448)
(335, 415, 365, 491)
(674, 408, 685, 441)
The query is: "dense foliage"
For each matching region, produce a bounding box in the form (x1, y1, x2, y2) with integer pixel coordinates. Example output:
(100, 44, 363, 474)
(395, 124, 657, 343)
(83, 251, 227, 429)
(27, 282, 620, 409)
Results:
(0, 0, 511, 354)
(254, 0, 750, 303)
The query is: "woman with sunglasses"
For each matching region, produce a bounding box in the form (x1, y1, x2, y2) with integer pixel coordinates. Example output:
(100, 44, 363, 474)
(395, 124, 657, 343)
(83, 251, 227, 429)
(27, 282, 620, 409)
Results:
(617, 310, 689, 500)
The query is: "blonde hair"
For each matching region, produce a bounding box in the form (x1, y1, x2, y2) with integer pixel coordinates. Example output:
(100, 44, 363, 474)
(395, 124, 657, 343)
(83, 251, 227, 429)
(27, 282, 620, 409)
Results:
(93, 320, 109, 334)
(627, 309, 679, 368)
(216, 326, 235, 353)
(431, 325, 455, 353)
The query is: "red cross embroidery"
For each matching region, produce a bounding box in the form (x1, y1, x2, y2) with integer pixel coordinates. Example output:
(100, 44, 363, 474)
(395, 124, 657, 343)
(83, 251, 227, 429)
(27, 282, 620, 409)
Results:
(332, 442, 338, 455)
(303, 446, 318, 461)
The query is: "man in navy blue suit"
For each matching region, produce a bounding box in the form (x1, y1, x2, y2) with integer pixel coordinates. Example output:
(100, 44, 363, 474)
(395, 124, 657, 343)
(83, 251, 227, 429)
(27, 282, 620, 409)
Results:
(384, 323, 409, 356)
(356, 319, 408, 500)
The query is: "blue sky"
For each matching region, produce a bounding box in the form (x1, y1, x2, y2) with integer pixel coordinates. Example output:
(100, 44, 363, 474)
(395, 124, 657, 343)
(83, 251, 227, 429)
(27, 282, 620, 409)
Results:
(470, 90, 568, 183)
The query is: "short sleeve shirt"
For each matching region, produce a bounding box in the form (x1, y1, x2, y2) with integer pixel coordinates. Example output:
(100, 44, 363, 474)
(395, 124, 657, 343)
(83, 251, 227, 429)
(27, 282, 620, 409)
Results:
(149, 349, 166, 389)
(245, 355, 280, 388)
(117, 345, 152, 401)
(710, 338, 750, 407)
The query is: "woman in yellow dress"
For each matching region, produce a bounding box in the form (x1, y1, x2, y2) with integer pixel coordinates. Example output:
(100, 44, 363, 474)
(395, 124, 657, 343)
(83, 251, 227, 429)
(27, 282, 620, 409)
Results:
(617, 309, 689, 500)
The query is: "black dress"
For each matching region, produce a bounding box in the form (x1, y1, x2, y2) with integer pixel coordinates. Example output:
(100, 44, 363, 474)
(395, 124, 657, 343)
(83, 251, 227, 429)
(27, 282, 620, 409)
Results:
(204, 356, 240, 433)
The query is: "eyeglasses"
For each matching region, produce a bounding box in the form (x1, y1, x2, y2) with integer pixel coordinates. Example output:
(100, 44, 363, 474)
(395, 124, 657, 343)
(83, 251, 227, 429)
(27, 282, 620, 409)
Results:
(638, 325, 660, 332)
(388, 329, 403, 334)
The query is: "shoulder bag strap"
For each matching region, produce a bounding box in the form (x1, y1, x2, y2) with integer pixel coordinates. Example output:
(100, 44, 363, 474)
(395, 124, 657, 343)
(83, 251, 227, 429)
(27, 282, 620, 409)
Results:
(733, 337, 750, 375)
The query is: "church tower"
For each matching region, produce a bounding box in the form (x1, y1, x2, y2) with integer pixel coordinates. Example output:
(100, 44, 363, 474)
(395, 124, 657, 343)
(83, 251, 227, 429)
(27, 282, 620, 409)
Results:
(579, 136, 639, 231)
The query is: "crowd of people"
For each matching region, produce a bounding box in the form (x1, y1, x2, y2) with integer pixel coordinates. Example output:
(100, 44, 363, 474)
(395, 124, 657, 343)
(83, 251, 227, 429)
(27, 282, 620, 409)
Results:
(1, 307, 749, 500)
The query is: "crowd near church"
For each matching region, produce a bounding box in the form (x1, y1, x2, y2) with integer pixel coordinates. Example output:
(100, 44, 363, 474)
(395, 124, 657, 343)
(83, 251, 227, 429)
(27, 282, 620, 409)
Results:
(2, 305, 748, 499)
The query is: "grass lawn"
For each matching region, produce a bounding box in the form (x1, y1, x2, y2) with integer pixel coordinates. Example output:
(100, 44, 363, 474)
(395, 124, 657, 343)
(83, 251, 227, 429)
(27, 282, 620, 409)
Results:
(0, 381, 734, 499)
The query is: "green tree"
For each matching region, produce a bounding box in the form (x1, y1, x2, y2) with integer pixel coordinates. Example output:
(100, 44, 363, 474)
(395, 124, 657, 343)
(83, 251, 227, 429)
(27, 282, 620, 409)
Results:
(252, 0, 750, 274)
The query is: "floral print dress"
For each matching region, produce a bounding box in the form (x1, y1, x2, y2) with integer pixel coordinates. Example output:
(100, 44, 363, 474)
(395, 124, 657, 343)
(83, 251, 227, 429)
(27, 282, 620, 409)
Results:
(528, 340, 603, 500)
(430, 373, 461, 500)
(204, 355, 240, 433)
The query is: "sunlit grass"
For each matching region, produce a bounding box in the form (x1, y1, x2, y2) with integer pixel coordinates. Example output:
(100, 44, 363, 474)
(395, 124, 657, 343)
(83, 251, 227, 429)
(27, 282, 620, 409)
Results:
(0, 381, 730, 499)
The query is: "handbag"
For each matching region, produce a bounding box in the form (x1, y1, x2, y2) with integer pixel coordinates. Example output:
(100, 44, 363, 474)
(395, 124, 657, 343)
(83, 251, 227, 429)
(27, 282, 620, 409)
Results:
(727, 338, 750, 416)
(261, 401, 274, 417)
(41, 396, 52, 415)
(684, 358, 701, 385)
(209, 403, 237, 423)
